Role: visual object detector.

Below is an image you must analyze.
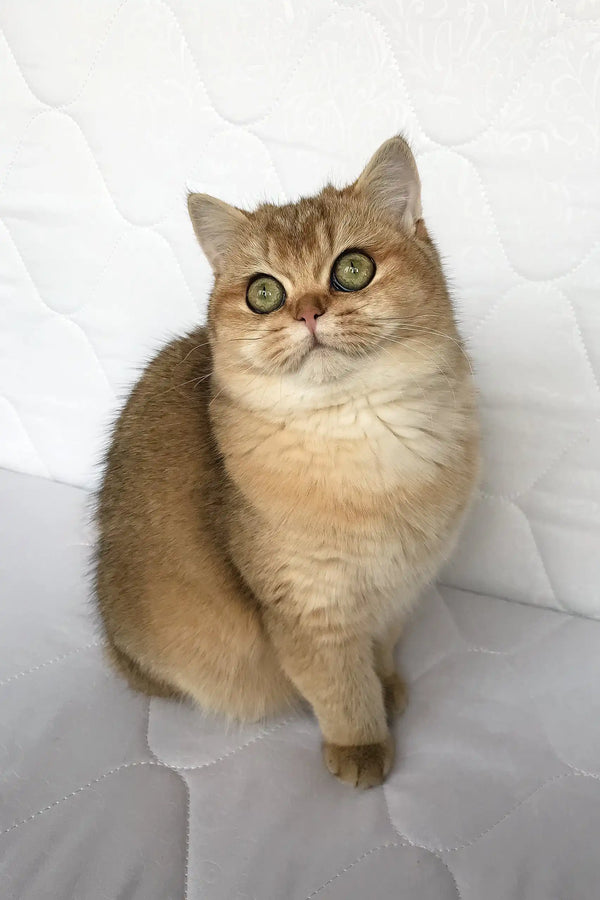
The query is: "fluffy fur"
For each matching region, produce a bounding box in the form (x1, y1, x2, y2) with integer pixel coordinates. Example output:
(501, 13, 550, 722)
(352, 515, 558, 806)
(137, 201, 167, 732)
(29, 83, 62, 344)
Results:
(94, 136, 480, 788)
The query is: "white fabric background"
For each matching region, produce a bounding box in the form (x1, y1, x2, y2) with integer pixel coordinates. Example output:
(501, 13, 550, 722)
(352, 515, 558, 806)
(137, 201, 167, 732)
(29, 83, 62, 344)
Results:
(1, 0, 599, 615)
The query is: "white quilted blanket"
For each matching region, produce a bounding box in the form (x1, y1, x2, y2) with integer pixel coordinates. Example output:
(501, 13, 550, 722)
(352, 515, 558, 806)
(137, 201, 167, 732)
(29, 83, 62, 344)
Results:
(3, 469, 600, 899)
(2, 1, 600, 897)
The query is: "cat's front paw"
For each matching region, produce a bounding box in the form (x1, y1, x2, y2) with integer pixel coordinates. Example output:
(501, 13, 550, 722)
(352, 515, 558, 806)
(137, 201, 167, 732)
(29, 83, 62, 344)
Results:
(383, 672, 408, 718)
(323, 734, 394, 789)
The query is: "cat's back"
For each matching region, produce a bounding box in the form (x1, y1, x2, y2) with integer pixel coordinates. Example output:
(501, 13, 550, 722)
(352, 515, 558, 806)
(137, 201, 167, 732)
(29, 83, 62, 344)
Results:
(96, 327, 222, 575)
(107, 328, 213, 466)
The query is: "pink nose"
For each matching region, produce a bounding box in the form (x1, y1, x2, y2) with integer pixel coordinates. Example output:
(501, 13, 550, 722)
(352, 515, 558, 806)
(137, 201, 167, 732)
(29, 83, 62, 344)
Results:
(296, 306, 322, 334)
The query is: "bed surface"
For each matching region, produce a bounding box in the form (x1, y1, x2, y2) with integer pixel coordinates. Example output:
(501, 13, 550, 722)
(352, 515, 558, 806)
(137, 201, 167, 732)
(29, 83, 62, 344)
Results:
(2, 468, 600, 899)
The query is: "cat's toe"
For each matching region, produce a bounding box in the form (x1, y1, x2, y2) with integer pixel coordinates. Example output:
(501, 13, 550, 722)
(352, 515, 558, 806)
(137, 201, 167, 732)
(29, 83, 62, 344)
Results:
(323, 734, 394, 789)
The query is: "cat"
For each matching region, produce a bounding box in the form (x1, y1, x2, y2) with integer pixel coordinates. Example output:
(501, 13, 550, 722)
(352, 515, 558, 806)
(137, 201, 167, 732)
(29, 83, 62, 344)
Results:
(94, 135, 480, 789)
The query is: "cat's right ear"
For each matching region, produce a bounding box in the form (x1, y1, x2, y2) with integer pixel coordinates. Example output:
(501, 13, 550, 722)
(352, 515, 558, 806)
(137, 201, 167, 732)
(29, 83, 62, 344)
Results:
(187, 193, 248, 273)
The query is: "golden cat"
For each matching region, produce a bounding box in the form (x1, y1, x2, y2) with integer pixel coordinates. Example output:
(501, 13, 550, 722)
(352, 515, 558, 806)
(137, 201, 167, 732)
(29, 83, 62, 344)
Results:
(94, 136, 479, 788)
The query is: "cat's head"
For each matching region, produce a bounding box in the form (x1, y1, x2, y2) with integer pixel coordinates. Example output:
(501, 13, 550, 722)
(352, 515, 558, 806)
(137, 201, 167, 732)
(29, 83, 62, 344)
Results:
(188, 136, 455, 398)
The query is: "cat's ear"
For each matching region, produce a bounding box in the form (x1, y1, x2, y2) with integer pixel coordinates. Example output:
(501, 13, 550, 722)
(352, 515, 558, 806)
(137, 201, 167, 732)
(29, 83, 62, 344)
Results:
(353, 135, 422, 233)
(187, 193, 248, 272)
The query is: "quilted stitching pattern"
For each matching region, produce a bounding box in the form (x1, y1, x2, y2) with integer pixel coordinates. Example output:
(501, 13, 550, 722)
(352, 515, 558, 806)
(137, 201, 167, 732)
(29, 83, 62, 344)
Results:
(1, 1, 599, 616)
(3, 470, 600, 898)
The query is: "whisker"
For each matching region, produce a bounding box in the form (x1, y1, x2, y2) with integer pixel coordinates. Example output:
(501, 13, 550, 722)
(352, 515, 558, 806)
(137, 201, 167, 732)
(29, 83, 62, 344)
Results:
(369, 321, 474, 376)
(378, 336, 458, 407)
(209, 359, 262, 408)
(150, 372, 210, 399)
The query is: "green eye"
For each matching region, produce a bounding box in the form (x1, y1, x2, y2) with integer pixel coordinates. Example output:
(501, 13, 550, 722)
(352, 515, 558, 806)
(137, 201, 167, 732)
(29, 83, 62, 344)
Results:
(331, 250, 375, 292)
(246, 274, 286, 314)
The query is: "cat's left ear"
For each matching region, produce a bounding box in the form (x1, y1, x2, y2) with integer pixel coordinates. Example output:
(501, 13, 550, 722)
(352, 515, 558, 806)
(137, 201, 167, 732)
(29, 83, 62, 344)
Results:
(352, 135, 422, 233)
(187, 193, 248, 273)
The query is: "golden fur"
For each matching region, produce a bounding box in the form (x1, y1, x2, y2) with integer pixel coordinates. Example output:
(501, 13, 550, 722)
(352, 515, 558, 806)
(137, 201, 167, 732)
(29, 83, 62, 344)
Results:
(94, 137, 480, 788)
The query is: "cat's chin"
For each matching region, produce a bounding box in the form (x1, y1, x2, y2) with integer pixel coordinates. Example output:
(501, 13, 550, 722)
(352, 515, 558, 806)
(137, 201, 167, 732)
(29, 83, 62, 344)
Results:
(296, 344, 358, 384)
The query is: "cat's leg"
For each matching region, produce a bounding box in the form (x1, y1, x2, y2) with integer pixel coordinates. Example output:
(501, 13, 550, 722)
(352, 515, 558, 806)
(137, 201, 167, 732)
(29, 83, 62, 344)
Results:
(103, 571, 297, 722)
(373, 620, 408, 719)
(265, 611, 392, 788)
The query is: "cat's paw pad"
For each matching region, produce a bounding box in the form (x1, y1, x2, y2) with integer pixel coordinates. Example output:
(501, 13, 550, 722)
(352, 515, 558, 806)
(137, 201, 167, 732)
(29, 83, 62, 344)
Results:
(383, 672, 408, 718)
(323, 735, 394, 789)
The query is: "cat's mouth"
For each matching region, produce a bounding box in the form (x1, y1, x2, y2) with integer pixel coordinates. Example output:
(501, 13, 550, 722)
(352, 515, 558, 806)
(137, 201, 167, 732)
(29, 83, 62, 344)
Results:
(304, 332, 363, 360)
(287, 334, 333, 374)
(268, 328, 364, 381)
(300, 333, 346, 375)
(304, 333, 331, 358)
